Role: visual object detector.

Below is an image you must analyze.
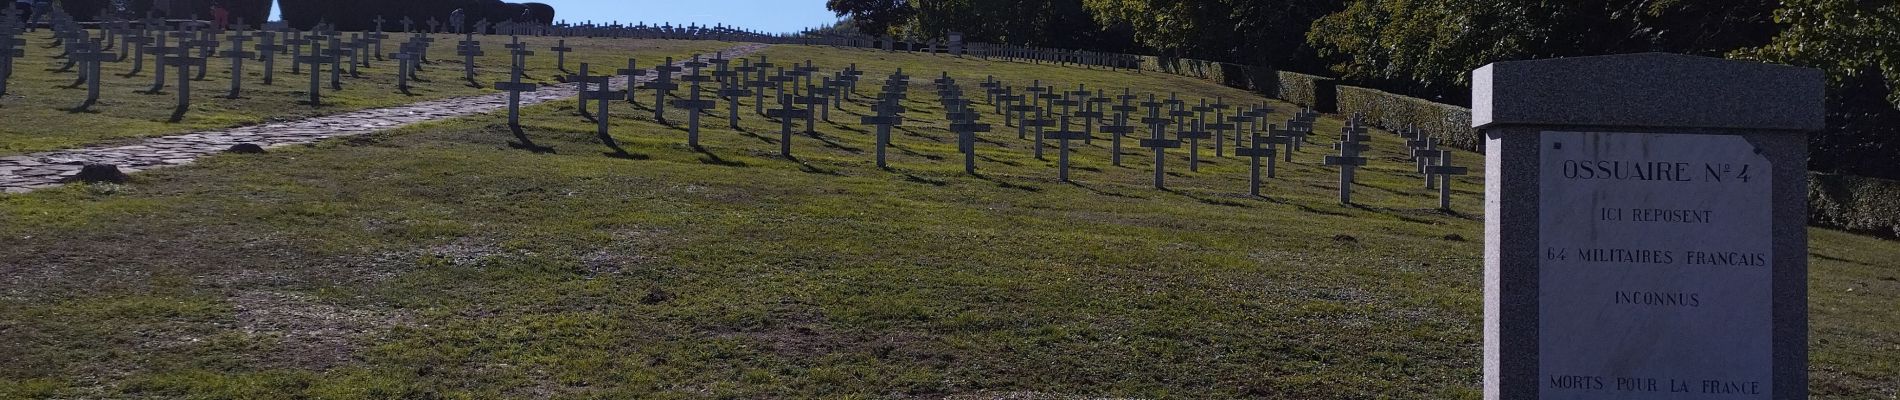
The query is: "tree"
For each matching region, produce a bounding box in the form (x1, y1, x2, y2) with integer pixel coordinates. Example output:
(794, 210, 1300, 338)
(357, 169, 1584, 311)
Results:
(825, 0, 915, 37)
(1307, 0, 1778, 102)
(1732, 0, 1900, 178)
(1082, 0, 1341, 71)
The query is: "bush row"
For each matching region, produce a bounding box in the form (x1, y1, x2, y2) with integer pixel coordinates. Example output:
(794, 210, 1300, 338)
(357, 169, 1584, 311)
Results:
(1809, 173, 1900, 238)
(1335, 86, 1479, 152)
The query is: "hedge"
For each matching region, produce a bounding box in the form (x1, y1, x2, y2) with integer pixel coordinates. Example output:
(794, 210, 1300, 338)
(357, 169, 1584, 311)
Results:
(1809, 173, 1900, 238)
(1335, 85, 1479, 152)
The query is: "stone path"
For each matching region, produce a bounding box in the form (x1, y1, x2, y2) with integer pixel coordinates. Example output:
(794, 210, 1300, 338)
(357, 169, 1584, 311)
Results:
(0, 43, 771, 194)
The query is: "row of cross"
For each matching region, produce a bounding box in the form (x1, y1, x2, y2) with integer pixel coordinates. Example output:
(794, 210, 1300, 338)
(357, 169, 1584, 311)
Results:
(490, 52, 1471, 211)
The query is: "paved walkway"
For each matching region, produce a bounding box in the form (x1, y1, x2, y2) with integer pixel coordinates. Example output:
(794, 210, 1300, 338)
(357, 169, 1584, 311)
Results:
(0, 43, 771, 193)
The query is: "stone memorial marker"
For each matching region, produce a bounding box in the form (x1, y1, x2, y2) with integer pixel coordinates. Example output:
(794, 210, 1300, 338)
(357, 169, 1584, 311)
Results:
(1477, 53, 1816, 400)
(322, 36, 349, 90)
(1323, 121, 1371, 204)
(282, 32, 309, 75)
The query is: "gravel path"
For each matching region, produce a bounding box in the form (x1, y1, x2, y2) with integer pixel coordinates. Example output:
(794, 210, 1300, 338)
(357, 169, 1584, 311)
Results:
(0, 43, 771, 193)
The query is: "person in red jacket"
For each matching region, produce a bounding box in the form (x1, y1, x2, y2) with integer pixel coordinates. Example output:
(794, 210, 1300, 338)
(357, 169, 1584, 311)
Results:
(209, 3, 230, 32)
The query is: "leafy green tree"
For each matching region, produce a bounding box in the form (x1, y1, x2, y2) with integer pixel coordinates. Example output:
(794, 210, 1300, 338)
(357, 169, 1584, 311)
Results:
(1733, 0, 1900, 178)
(1083, 0, 1340, 70)
(825, 0, 915, 37)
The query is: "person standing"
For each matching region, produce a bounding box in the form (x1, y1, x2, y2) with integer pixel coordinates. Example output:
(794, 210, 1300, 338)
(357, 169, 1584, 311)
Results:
(210, 3, 229, 31)
(27, 0, 47, 32)
(448, 8, 465, 34)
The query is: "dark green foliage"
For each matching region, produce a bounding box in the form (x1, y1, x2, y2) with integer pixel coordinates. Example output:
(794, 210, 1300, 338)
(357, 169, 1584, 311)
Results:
(824, 0, 914, 37)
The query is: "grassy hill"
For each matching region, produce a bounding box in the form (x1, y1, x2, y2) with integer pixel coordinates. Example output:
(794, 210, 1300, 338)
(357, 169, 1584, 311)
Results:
(0, 43, 1894, 399)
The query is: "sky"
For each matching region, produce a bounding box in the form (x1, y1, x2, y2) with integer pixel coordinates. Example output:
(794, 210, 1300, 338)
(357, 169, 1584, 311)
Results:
(268, 0, 841, 35)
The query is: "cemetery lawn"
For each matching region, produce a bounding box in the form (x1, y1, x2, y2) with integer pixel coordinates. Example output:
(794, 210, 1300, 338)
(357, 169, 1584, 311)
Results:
(0, 31, 737, 156)
(2, 45, 1896, 399)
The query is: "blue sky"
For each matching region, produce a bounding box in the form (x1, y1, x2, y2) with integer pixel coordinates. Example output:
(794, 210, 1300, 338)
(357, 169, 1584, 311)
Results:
(269, 0, 842, 34)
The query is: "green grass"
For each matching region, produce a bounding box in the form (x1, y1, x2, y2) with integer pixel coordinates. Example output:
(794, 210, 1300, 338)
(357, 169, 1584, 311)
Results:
(0, 31, 736, 155)
(0, 44, 1894, 399)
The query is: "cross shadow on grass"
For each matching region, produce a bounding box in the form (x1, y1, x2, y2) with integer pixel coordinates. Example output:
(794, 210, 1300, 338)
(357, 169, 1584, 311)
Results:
(694, 145, 749, 167)
(971, 171, 1040, 192)
(1160, 187, 1251, 208)
(504, 125, 558, 154)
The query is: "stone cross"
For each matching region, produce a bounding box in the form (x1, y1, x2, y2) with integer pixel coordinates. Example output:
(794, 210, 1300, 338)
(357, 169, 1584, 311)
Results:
(323, 36, 348, 90)
(282, 32, 310, 75)
(247, 31, 277, 83)
(142, 31, 192, 93)
(1235, 127, 1287, 197)
(1046, 116, 1089, 182)
(615, 58, 647, 106)
(1178, 119, 1212, 172)
(118, 30, 151, 77)
(0, 34, 23, 96)
(1138, 94, 1182, 189)
(427, 18, 441, 34)
(765, 93, 811, 158)
(669, 58, 718, 147)
(859, 97, 904, 169)
(1321, 121, 1371, 205)
(549, 39, 572, 72)
(68, 41, 115, 112)
(645, 57, 682, 121)
(574, 63, 628, 151)
(296, 40, 334, 105)
(1102, 88, 1138, 166)
(1421, 149, 1466, 211)
(401, 17, 415, 33)
(219, 32, 256, 98)
(1078, 86, 1109, 145)
(713, 57, 752, 129)
(1411, 134, 1444, 189)
(492, 52, 539, 130)
(389, 43, 422, 93)
(750, 56, 778, 114)
(345, 34, 368, 77)
(454, 33, 483, 84)
(1206, 98, 1234, 157)
(159, 43, 207, 121)
(189, 31, 218, 81)
(942, 91, 990, 174)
